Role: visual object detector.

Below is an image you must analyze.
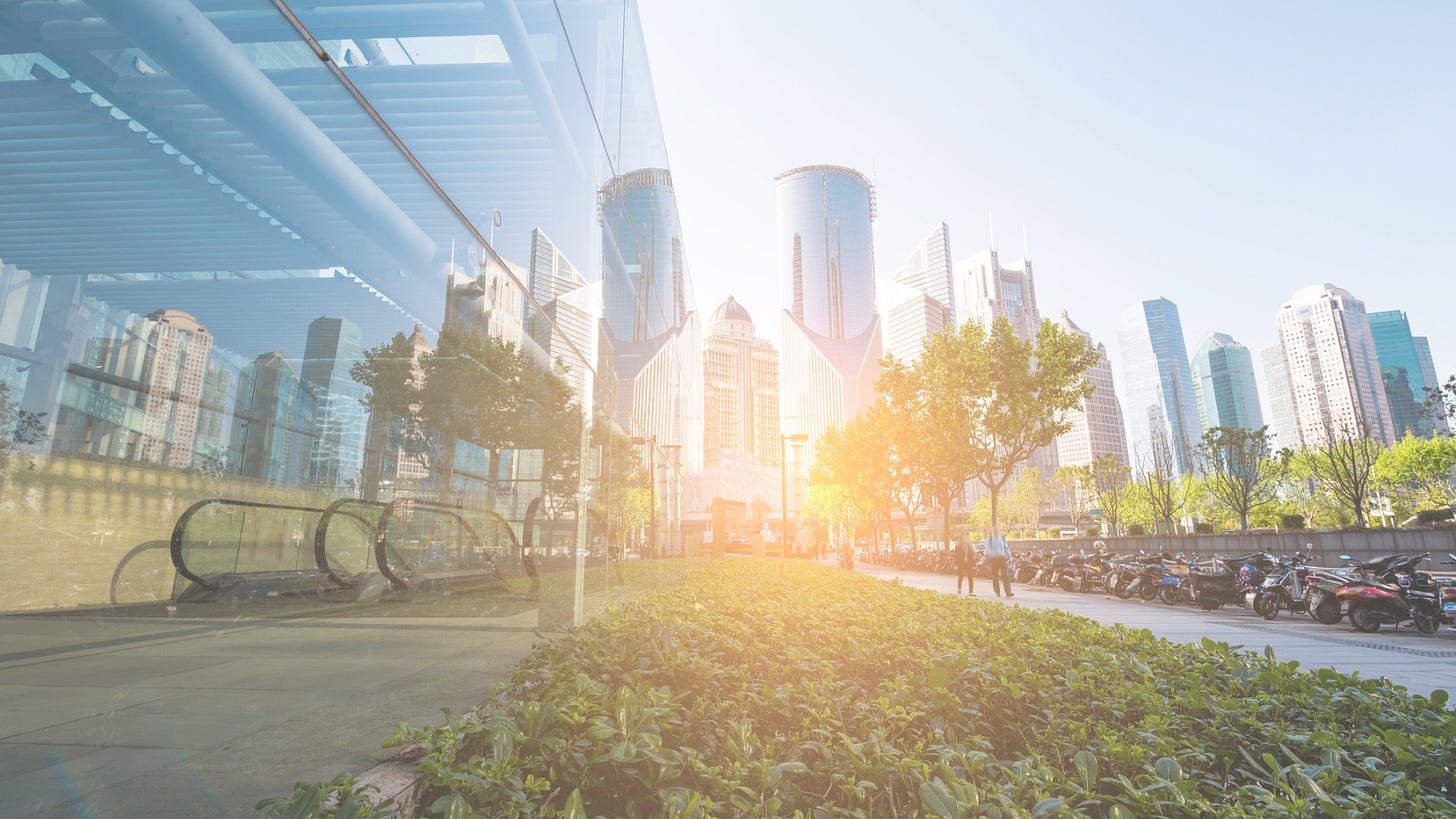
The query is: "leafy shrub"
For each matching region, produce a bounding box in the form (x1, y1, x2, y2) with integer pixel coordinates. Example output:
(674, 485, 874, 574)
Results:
(1280, 514, 1306, 531)
(1193, 522, 1214, 535)
(1415, 508, 1454, 525)
(1127, 524, 1147, 536)
(361, 561, 1456, 818)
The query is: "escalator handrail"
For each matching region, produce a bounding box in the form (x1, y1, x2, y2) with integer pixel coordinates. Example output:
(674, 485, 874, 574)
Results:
(313, 498, 388, 589)
(170, 498, 328, 590)
(375, 498, 519, 591)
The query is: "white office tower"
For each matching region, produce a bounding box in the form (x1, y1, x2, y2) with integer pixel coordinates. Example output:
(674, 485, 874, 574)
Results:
(877, 276, 947, 365)
(893, 222, 955, 329)
(1261, 345, 1301, 452)
(1054, 312, 1128, 468)
(1271, 284, 1395, 447)
(954, 246, 1040, 341)
(703, 297, 780, 468)
(776, 165, 883, 466)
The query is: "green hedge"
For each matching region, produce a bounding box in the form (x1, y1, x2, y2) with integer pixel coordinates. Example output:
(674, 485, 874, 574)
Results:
(364, 561, 1456, 816)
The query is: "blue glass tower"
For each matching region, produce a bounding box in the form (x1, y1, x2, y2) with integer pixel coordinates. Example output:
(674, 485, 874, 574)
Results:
(1190, 332, 1264, 434)
(1120, 298, 1201, 475)
(1369, 310, 1437, 437)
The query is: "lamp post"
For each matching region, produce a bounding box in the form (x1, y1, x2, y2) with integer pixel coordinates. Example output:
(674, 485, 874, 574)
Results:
(781, 433, 808, 557)
(659, 444, 681, 558)
(630, 435, 656, 558)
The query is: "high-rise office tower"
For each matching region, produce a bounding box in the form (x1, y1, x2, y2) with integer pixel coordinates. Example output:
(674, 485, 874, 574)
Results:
(893, 222, 954, 329)
(1272, 284, 1394, 447)
(1368, 310, 1440, 438)
(776, 165, 882, 464)
(302, 317, 366, 490)
(599, 168, 701, 468)
(230, 350, 317, 484)
(443, 256, 526, 349)
(1054, 312, 1128, 468)
(1120, 298, 1201, 475)
(525, 228, 586, 357)
(703, 297, 780, 469)
(1413, 336, 1449, 434)
(876, 276, 946, 365)
(1190, 332, 1264, 434)
(1261, 345, 1301, 451)
(955, 247, 1040, 340)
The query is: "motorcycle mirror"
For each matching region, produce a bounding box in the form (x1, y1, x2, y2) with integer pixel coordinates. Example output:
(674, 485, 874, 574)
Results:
(1338, 554, 1352, 561)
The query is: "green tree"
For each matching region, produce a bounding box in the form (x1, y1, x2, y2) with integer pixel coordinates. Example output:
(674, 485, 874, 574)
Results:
(1133, 434, 1184, 534)
(964, 317, 1098, 541)
(351, 331, 429, 499)
(1054, 464, 1094, 534)
(1001, 467, 1051, 536)
(1196, 426, 1286, 530)
(1373, 432, 1456, 512)
(1301, 423, 1385, 528)
(1088, 454, 1130, 536)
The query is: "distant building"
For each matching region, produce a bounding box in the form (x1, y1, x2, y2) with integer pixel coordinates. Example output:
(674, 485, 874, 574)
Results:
(955, 246, 1040, 341)
(776, 165, 882, 465)
(1261, 345, 1300, 451)
(1368, 310, 1440, 438)
(229, 351, 318, 484)
(524, 228, 587, 358)
(1413, 336, 1449, 434)
(1054, 312, 1128, 468)
(302, 317, 366, 491)
(876, 277, 946, 365)
(893, 222, 955, 329)
(1190, 332, 1264, 434)
(702, 297, 780, 468)
(1120, 298, 1201, 475)
(444, 255, 526, 349)
(1272, 284, 1394, 447)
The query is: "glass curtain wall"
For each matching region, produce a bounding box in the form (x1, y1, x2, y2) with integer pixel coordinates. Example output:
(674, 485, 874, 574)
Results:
(0, 1, 689, 617)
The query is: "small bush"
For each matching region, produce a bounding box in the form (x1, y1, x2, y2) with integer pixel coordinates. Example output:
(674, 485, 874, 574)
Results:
(1415, 508, 1455, 525)
(369, 561, 1456, 817)
(1280, 514, 1306, 531)
(1127, 523, 1147, 536)
(1193, 522, 1214, 535)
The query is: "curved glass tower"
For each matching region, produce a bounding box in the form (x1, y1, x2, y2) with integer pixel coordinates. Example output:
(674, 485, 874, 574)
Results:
(775, 165, 876, 340)
(600, 168, 689, 344)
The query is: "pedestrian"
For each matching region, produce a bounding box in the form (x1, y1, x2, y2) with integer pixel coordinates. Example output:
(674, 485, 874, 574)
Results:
(986, 530, 1014, 598)
(955, 536, 976, 596)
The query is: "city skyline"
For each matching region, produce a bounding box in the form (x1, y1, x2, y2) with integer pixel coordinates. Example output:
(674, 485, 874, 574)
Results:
(640, 0, 1454, 428)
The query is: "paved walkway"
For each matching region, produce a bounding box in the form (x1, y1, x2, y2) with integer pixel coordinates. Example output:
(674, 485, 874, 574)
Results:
(857, 562, 1456, 698)
(0, 600, 546, 819)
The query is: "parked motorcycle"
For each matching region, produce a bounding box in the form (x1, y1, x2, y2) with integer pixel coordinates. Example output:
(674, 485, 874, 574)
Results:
(1337, 553, 1440, 634)
(1250, 552, 1314, 620)
(1187, 552, 1274, 611)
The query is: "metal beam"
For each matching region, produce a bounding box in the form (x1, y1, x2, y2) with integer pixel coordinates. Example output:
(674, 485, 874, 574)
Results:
(84, 0, 438, 273)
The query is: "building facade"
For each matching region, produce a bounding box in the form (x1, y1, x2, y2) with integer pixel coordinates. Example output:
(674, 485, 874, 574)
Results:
(876, 277, 946, 365)
(893, 222, 954, 330)
(1369, 310, 1441, 438)
(1120, 298, 1201, 476)
(955, 247, 1040, 340)
(1261, 345, 1301, 452)
(702, 297, 780, 469)
(1190, 332, 1264, 434)
(775, 166, 883, 464)
(1054, 312, 1128, 468)
(1272, 284, 1395, 447)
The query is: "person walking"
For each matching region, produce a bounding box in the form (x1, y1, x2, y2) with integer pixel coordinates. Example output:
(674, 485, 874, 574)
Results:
(954, 536, 976, 596)
(986, 530, 1014, 598)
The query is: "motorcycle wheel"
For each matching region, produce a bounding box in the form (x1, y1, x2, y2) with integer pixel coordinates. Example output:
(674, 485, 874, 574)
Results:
(1059, 576, 1075, 593)
(1256, 592, 1282, 621)
(1310, 596, 1341, 625)
(1416, 612, 1440, 635)
(1349, 605, 1383, 633)
(1139, 582, 1159, 601)
(1114, 582, 1134, 600)
(1159, 585, 1180, 605)
(1196, 595, 1222, 611)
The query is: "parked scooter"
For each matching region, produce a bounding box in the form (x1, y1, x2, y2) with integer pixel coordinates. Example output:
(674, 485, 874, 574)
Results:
(1249, 551, 1314, 620)
(1187, 552, 1274, 611)
(1336, 553, 1440, 634)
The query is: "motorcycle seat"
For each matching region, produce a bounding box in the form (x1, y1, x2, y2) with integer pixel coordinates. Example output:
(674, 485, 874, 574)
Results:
(1189, 569, 1232, 579)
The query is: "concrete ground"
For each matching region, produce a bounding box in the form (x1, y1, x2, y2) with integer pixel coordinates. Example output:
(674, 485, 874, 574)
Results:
(857, 561, 1456, 698)
(0, 598, 545, 819)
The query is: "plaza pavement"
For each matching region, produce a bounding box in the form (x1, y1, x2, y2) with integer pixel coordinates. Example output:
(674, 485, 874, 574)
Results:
(856, 561, 1456, 698)
(0, 601, 544, 819)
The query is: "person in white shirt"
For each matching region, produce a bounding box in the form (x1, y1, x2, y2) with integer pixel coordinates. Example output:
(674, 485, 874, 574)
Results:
(985, 532, 1014, 598)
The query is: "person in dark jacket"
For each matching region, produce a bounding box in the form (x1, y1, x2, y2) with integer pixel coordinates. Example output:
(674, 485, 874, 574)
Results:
(955, 537, 976, 595)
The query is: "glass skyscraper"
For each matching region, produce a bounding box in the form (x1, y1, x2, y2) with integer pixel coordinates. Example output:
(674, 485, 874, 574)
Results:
(1120, 298, 1202, 476)
(1190, 332, 1264, 434)
(1369, 310, 1440, 438)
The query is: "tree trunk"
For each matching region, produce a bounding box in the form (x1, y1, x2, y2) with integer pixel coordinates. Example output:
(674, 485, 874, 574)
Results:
(485, 446, 501, 513)
(989, 484, 1001, 541)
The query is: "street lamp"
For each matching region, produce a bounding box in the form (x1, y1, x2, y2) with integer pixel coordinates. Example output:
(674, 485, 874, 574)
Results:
(659, 444, 681, 558)
(781, 433, 808, 557)
(630, 435, 656, 558)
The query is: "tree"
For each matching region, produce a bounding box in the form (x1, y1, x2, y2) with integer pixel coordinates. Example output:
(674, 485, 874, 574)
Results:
(965, 317, 1099, 541)
(351, 331, 429, 499)
(1054, 464, 1094, 534)
(1134, 434, 1184, 534)
(0, 382, 47, 491)
(1088, 454, 1130, 536)
(1423, 375, 1456, 433)
(1001, 467, 1051, 536)
(1196, 426, 1285, 530)
(1302, 422, 1385, 527)
(1373, 432, 1456, 512)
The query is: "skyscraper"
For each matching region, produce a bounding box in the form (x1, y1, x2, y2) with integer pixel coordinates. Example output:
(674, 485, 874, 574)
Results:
(525, 228, 586, 357)
(1413, 336, 1449, 434)
(703, 297, 780, 469)
(1190, 332, 1264, 434)
(599, 168, 702, 468)
(776, 166, 882, 464)
(1261, 345, 1300, 451)
(1368, 310, 1439, 438)
(893, 222, 954, 329)
(302, 317, 365, 490)
(955, 247, 1039, 340)
(1120, 298, 1201, 475)
(876, 277, 946, 365)
(1054, 312, 1128, 468)
(1272, 284, 1394, 447)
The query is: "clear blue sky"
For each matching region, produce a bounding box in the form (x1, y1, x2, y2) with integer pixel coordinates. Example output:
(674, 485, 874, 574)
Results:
(638, 0, 1456, 412)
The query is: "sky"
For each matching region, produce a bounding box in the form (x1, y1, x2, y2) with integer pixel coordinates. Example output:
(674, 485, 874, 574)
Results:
(637, 0, 1456, 417)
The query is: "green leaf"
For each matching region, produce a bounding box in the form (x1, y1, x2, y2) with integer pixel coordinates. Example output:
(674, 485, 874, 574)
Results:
(919, 779, 960, 819)
(1074, 750, 1099, 791)
(929, 663, 949, 690)
(560, 789, 586, 819)
(1431, 689, 1450, 709)
(1155, 757, 1183, 782)
(1108, 806, 1136, 819)
(1031, 797, 1063, 817)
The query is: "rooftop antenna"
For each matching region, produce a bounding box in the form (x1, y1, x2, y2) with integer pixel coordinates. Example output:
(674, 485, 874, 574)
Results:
(988, 215, 996, 252)
(1022, 224, 1030, 260)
